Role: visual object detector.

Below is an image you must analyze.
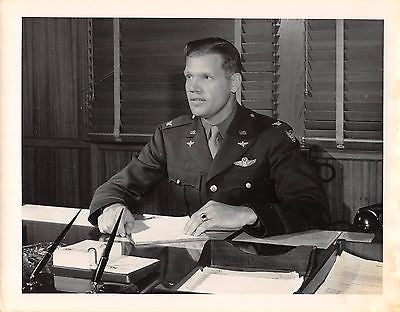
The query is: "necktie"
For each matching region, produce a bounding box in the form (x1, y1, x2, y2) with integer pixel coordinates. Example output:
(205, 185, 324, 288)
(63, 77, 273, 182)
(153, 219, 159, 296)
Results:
(208, 125, 221, 159)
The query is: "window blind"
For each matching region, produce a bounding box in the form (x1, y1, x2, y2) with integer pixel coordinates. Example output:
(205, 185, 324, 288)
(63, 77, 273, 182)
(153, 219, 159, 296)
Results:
(239, 19, 280, 117)
(88, 18, 280, 142)
(303, 19, 383, 150)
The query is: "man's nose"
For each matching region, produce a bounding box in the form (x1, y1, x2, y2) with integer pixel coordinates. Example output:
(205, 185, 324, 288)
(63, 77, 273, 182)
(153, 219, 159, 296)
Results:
(188, 78, 201, 93)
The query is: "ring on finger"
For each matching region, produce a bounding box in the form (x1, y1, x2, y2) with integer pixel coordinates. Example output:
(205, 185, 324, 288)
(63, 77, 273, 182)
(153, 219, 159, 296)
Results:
(200, 212, 208, 222)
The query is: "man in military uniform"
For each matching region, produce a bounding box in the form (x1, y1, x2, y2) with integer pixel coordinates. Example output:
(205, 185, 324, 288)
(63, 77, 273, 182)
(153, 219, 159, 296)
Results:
(88, 37, 330, 237)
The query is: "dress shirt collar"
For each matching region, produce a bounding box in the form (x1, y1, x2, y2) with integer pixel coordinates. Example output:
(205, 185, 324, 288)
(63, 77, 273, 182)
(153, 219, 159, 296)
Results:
(201, 102, 238, 139)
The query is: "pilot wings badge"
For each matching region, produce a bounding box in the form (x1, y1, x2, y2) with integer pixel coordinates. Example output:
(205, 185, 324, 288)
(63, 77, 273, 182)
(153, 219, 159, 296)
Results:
(233, 157, 256, 168)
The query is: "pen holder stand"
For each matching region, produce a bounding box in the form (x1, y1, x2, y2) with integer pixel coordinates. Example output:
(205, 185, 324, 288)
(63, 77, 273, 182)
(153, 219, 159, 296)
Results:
(23, 273, 55, 293)
(22, 242, 55, 292)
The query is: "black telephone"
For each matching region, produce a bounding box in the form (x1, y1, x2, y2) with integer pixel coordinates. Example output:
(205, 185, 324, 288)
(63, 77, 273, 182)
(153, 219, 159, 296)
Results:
(353, 203, 383, 233)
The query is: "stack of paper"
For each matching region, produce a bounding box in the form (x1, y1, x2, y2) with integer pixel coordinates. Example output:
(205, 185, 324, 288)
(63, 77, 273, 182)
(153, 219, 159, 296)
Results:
(179, 267, 304, 294)
(316, 251, 382, 294)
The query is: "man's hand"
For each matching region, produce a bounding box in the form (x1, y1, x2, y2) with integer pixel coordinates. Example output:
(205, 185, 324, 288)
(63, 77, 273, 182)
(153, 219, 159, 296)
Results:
(183, 200, 257, 236)
(98, 203, 135, 237)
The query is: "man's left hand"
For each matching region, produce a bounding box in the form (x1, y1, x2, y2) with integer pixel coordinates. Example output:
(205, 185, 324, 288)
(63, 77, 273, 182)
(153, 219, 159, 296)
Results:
(183, 200, 257, 236)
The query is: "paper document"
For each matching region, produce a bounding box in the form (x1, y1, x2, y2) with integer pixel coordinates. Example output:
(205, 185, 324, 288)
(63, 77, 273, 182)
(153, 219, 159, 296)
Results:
(179, 267, 303, 294)
(233, 230, 375, 249)
(53, 239, 159, 274)
(233, 230, 342, 249)
(316, 251, 382, 294)
(128, 214, 207, 245)
(22, 204, 92, 227)
(101, 256, 159, 275)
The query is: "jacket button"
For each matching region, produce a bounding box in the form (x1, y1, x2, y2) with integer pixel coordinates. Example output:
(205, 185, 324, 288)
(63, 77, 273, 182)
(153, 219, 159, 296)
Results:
(210, 185, 218, 192)
(176, 179, 181, 185)
(245, 182, 252, 189)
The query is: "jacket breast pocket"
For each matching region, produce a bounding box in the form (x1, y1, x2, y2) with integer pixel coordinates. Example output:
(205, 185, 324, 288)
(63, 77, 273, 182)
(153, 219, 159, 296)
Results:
(168, 168, 202, 215)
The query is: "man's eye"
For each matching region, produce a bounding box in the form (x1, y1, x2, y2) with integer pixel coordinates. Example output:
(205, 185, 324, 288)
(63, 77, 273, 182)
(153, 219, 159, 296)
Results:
(185, 74, 192, 79)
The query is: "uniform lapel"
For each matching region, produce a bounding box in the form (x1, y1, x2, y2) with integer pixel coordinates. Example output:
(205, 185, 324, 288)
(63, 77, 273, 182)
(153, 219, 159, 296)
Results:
(206, 105, 258, 182)
(185, 118, 213, 171)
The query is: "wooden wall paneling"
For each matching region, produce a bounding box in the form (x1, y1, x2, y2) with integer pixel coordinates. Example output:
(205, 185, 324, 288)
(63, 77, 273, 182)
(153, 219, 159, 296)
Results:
(78, 148, 92, 207)
(102, 149, 133, 181)
(90, 143, 139, 191)
(51, 18, 88, 138)
(35, 19, 50, 137)
(90, 143, 101, 193)
(22, 145, 92, 208)
(35, 147, 56, 203)
(22, 21, 34, 137)
(55, 148, 90, 207)
(75, 19, 90, 138)
(22, 18, 91, 209)
(317, 157, 343, 222)
(55, 148, 77, 206)
(22, 147, 36, 204)
(314, 152, 383, 223)
(22, 18, 89, 139)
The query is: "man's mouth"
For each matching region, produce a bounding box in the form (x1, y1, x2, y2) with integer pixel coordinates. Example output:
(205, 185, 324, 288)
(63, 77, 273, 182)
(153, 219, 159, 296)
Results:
(189, 98, 206, 103)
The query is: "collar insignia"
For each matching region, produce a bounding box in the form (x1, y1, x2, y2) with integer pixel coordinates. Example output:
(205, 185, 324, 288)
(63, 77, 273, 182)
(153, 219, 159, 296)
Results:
(234, 157, 257, 168)
(238, 141, 249, 148)
(166, 120, 173, 127)
(250, 113, 255, 118)
(190, 130, 196, 135)
(186, 140, 195, 147)
(272, 121, 282, 126)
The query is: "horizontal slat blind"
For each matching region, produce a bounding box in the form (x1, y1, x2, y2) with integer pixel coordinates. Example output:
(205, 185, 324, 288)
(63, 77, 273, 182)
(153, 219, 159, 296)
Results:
(304, 19, 383, 150)
(240, 19, 280, 117)
(304, 20, 336, 140)
(343, 20, 383, 142)
(89, 18, 280, 142)
(120, 18, 234, 137)
(89, 18, 234, 141)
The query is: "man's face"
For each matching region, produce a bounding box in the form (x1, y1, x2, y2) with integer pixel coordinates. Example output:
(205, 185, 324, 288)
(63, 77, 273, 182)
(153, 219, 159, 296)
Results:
(184, 54, 236, 123)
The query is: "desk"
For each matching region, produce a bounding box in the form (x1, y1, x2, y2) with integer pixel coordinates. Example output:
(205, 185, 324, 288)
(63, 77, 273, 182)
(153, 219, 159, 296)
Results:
(22, 205, 382, 294)
(23, 205, 209, 292)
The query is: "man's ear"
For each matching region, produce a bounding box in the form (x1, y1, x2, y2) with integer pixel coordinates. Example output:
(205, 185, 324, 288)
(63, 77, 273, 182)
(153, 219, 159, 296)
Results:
(230, 73, 242, 93)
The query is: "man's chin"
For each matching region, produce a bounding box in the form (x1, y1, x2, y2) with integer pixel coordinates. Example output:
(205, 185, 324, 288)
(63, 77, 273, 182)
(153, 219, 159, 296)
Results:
(189, 108, 207, 118)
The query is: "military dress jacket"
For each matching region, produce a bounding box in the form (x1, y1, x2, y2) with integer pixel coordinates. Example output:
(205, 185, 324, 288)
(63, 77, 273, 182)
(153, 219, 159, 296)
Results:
(88, 105, 330, 237)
